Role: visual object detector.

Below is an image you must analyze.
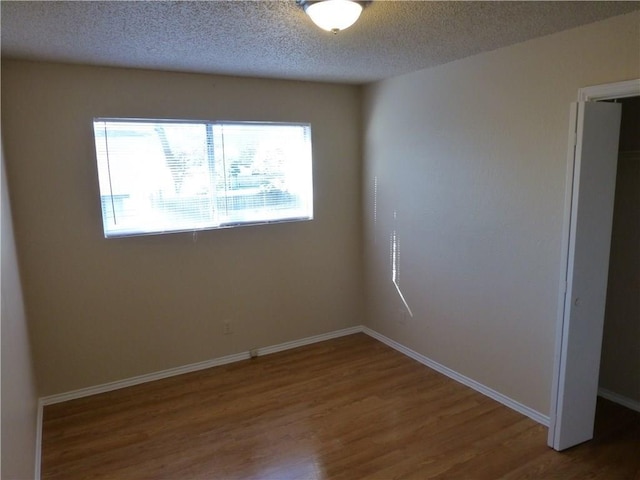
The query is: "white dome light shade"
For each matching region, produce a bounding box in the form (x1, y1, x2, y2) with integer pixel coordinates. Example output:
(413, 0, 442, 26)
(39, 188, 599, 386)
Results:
(304, 0, 363, 33)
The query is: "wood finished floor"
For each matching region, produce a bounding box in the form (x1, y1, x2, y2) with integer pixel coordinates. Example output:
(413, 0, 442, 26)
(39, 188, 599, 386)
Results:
(42, 333, 640, 479)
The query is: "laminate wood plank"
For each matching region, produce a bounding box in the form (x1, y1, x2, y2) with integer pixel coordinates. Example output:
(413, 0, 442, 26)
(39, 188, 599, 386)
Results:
(41, 333, 640, 479)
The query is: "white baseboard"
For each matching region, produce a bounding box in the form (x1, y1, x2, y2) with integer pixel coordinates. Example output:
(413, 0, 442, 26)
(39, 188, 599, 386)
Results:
(256, 325, 363, 356)
(362, 327, 550, 427)
(598, 388, 640, 413)
(40, 351, 250, 406)
(39, 325, 364, 406)
(36, 323, 550, 477)
(34, 325, 357, 479)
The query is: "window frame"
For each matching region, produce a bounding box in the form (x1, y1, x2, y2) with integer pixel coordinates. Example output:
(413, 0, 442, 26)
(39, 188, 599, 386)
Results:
(92, 117, 314, 238)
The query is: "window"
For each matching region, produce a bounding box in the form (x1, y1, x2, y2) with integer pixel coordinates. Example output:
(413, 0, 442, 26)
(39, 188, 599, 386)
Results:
(93, 119, 313, 238)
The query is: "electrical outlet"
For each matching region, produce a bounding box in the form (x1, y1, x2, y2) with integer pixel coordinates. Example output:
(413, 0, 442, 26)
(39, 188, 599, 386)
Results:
(398, 308, 409, 324)
(223, 319, 233, 335)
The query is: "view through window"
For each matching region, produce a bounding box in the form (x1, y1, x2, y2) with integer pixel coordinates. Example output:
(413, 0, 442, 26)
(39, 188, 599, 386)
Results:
(93, 119, 313, 237)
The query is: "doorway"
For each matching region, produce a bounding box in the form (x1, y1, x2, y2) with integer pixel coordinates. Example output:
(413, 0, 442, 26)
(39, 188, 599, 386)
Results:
(548, 79, 640, 451)
(598, 96, 640, 411)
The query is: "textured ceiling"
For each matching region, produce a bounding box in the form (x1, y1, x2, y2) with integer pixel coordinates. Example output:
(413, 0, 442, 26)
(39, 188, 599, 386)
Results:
(2, 1, 639, 84)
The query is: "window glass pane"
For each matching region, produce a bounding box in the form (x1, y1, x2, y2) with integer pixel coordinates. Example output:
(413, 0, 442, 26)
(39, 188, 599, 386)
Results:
(214, 123, 313, 225)
(93, 119, 313, 237)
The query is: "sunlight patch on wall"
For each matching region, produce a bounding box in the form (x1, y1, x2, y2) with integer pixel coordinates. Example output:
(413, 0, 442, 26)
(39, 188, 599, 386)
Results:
(391, 210, 413, 317)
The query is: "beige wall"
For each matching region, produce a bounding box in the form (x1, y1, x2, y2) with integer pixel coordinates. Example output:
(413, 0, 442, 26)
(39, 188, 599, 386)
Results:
(363, 12, 640, 416)
(1, 61, 363, 396)
(1, 137, 39, 479)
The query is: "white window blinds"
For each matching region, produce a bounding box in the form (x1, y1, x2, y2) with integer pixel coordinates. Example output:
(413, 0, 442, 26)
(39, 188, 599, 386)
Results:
(93, 119, 313, 238)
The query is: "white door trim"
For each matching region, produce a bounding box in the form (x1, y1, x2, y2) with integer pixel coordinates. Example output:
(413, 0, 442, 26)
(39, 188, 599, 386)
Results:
(548, 78, 639, 450)
(578, 79, 640, 102)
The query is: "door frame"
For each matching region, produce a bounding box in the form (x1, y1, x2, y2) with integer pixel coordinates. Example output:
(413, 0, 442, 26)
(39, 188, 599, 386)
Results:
(548, 79, 640, 450)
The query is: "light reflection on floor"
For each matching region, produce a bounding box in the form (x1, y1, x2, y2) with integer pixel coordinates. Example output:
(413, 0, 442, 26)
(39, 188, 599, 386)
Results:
(255, 455, 325, 480)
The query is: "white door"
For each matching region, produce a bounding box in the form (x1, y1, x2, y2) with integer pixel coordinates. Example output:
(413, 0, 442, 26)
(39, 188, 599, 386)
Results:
(549, 101, 622, 451)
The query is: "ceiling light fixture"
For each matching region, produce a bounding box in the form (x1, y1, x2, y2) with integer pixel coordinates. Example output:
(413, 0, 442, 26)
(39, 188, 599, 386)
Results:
(297, 0, 369, 34)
